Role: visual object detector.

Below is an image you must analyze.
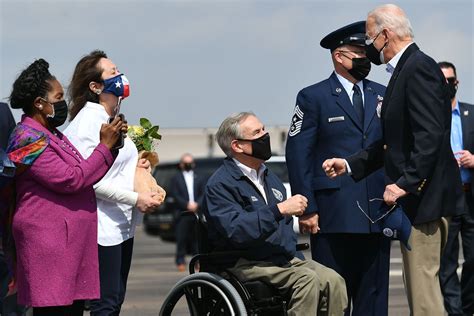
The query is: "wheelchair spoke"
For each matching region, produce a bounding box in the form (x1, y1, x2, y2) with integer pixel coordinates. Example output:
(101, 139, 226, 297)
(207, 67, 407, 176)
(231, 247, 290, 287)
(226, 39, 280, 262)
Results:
(183, 285, 202, 315)
(209, 296, 228, 315)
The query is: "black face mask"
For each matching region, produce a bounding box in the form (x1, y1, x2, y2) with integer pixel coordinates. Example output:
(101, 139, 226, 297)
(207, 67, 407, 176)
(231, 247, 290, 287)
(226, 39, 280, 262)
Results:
(366, 42, 385, 65)
(238, 133, 272, 161)
(183, 163, 194, 171)
(46, 100, 68, 128)
(347, 57, 371, 81)
(447, 81, 457, 100)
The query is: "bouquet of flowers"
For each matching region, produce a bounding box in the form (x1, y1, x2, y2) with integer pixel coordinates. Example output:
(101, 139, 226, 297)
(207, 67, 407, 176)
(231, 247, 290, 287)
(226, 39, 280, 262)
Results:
(128, 118, 166, 206)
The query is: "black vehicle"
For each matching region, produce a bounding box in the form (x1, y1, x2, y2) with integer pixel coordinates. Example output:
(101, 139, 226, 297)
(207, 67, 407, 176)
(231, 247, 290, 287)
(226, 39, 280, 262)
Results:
(143, 156, 291, 242)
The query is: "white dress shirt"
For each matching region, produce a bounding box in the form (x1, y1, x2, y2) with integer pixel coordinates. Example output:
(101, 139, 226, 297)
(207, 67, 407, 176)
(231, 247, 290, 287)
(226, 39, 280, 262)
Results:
(386, 42, 414, 74)
(64, 101, 142, 246)
(182, 170, 195, 202)
(233, 158, 268, 203)
(335, 72, 365, 105)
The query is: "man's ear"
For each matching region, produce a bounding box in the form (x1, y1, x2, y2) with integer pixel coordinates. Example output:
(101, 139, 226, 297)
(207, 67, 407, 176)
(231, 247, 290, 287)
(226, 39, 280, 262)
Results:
(89, 81, 103, 95)
(382, 28, 390, 41)
(333, 50, 343, 64)
(231, 140, 243, 153)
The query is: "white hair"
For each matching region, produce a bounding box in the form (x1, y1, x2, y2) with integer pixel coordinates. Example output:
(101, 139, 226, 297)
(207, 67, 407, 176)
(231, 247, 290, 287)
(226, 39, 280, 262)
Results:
(215, 112, 255, 157)
(368, 4, 414, 39)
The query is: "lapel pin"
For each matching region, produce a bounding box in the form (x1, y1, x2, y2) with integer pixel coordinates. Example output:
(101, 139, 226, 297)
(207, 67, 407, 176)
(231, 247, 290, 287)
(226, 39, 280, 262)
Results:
(335, 87, 342, 93)
(464, 110, 469, 116)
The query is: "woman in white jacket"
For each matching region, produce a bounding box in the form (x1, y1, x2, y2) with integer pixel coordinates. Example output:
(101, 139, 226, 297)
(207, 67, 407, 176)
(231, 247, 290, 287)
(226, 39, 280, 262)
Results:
(64, 50, 161, 316)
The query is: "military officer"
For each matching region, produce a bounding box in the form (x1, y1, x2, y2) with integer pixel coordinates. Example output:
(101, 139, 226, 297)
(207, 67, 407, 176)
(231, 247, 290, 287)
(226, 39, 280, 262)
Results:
(286, 21, 389, 316)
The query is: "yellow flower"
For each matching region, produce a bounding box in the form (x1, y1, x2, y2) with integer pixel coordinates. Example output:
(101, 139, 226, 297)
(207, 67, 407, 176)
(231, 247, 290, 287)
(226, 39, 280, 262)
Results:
(132, 126, 145, 137)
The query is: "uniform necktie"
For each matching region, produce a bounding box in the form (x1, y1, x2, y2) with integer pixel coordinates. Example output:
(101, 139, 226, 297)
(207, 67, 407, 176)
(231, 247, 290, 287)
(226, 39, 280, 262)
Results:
(352, 84, 364, 125)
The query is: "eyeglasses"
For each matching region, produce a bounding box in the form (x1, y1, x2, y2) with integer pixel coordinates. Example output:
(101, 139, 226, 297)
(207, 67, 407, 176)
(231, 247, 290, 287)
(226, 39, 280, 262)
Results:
(356, 198, 397, 224)
(337, 50, 366, 56)
(365, 31, 382, 46)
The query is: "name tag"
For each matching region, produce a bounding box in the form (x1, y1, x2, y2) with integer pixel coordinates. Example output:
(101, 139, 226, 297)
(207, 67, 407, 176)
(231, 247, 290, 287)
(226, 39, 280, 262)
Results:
(328, 116, 345, 123)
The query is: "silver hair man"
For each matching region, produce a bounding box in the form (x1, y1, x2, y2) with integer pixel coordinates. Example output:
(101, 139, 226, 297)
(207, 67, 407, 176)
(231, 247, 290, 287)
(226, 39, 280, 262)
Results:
(215, 111, 255, 157)
(368, 4, 414, 39)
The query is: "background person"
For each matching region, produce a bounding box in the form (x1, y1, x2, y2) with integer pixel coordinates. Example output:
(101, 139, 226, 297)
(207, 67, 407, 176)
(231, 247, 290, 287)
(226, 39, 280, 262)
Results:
(438, 61, 474, 316)
(0, 103, 15, 150)
(0, 103, 27, 316)
(322, 4, 464, 315)
(6, 58, 124, 315)
(64, 50, 161, 316)
(204, 112, 347, 316)
(169, 153, 204, 272)
(285, 21, 389, 316)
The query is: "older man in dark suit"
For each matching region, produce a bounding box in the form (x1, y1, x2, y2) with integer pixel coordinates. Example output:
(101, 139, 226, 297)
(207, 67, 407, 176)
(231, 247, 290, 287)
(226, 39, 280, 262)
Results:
(438, 61, 474, 316)
(322, 4, 464, 316)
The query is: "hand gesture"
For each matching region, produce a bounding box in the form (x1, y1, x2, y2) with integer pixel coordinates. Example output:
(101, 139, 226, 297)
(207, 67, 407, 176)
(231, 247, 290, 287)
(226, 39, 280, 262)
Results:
(99, 116, 128, 150)
(277, 194, 307, 216)
(455, 150, 474, 168)
(383, 184, 407, 205)
(187, 201, 199, 213)
(136, 191, 161, 213)
(322, 158, 347, 178)
(299, 213, 320, 235)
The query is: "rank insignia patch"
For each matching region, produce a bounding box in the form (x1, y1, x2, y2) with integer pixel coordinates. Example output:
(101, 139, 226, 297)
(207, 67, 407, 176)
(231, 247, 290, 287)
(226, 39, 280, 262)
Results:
(288, 105, 304, 137)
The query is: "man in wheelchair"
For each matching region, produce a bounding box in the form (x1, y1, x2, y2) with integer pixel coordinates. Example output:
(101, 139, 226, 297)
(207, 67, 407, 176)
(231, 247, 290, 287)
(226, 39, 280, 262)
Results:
(202, 112, 348, 315)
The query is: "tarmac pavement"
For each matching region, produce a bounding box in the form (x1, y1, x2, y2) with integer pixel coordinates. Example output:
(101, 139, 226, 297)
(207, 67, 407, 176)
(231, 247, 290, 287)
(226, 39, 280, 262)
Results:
(115, 228, 419, 316)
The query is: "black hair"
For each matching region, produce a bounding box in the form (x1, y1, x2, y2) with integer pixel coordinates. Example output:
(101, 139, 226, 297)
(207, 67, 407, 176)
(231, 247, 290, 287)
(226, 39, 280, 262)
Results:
(438, 61, 457, 78)
(9, 59, 55, 115)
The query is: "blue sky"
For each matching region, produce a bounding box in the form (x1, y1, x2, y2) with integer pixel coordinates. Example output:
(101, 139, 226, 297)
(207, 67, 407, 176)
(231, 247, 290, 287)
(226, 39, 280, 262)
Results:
(1, 0, 472, 128)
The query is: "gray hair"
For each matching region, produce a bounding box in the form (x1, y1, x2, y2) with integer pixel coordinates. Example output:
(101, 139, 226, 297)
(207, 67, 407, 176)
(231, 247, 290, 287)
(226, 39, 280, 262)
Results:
(216, 112, 255, 157)
(368, 4, 414, 39)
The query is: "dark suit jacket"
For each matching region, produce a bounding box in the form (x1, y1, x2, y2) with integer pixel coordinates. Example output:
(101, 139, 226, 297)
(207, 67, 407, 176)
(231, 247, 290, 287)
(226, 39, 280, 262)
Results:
(0, 103, 16, 151)
(347, 43, 464, 225)
(170, 170, 205, 213)
(286, 72, 387, 233)
(460, 102, 474, 198)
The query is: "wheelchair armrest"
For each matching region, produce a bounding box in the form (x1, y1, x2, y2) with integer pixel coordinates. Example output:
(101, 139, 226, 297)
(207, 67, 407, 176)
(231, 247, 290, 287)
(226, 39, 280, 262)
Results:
(189, 250, 250, 274)
(296, 243, 309, 251)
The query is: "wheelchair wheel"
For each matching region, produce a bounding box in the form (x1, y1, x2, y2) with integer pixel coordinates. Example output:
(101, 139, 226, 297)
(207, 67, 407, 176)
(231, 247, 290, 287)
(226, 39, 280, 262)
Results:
(159, 272, 247, 316)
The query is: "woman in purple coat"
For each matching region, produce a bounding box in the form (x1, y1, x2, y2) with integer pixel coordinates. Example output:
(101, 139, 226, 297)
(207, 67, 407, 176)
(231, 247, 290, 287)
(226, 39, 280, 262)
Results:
(6, 59, 127, 315)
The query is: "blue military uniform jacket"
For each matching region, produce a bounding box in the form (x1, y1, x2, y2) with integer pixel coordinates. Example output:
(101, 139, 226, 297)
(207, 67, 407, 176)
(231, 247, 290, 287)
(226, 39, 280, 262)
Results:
(202, 158, 297, 266)
(286, 72, 386, 233)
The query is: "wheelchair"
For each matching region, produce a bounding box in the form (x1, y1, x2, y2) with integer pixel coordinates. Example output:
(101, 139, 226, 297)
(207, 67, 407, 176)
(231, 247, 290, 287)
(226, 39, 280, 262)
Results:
(159, 212, 309, 316)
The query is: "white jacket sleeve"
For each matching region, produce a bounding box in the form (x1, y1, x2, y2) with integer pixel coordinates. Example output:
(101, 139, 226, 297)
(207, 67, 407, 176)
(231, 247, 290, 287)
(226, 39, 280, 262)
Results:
(94, 180, 138, 206)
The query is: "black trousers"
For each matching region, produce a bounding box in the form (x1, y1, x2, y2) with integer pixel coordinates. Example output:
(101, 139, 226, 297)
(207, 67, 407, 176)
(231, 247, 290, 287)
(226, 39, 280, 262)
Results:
(90, 238, 134, 316)
(440, 189, 474, 315)
(311, 233, 391, 316)
(175, 215, 197, 265)
(33, 300, 84, 316)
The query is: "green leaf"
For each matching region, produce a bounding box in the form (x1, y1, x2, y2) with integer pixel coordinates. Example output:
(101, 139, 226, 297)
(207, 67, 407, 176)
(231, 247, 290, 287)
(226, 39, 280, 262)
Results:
(147, 126, 158, 136)
(140, 118, 152, 129)
(150, 131, 161, 139)
(142, 138, 151, 151)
